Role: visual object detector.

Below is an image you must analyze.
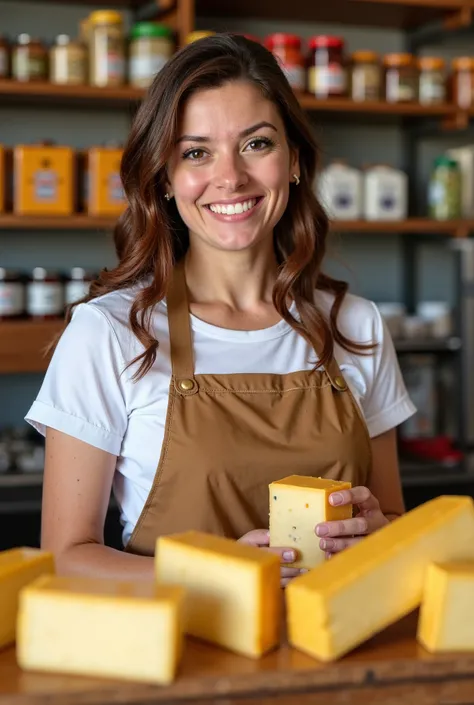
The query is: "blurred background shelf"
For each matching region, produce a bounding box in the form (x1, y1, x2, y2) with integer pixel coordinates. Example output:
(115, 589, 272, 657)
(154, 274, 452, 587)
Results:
(0, 215, 118, 230)
(0, 320, 61, 374)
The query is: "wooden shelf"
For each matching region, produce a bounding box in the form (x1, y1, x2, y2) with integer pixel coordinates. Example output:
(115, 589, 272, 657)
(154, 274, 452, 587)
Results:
(0, 80, 145, 109)
(0, 215, 118, 230)
(330, 218, 474, 236)
(299, 95, 456, 117)
(0, 320, 63, 374)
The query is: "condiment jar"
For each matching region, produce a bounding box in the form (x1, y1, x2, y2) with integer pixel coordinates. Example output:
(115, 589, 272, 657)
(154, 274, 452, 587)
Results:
(12, 34, 48, 82)
(418, 57, 446, 105)
(129, 22, 174, 89)
(265, 34, 306, 93)
(184, 31, 215, 45)
(428, 156, 462, 221)
(0, 269, 25, 320)
(384, 53, 418, 103)
(0, 36, 10, 78)
(350, 51, 381, 101)
(307, 36, 347, 99)
(65, 267, 93, 307)
(451, 57, 474, 109)
(88, 10, 125, 87)
(50, 34, 87, 85)
(26, 268, 63, 319)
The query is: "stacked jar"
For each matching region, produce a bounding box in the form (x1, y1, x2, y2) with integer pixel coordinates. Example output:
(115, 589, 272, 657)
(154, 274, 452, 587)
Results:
(307, 36, 347, 98)
(129, 22, 174, 88)
(265, 34, 306, 93)
(88, 10, 126, 87)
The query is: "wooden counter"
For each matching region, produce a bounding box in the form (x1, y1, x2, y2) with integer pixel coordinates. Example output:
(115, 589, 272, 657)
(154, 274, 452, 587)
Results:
(1, 613, 474, 705)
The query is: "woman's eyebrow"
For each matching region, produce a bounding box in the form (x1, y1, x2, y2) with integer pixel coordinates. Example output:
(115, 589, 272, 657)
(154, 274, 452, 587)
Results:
(176, 121, 278, 144)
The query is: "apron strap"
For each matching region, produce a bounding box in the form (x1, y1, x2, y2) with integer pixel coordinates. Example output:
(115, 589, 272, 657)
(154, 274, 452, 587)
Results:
(325, 354, 349, 392)
(166, 259, 198, 396)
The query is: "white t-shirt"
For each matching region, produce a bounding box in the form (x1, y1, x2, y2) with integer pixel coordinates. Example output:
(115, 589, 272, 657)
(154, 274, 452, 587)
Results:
(25, 283, 416, 546)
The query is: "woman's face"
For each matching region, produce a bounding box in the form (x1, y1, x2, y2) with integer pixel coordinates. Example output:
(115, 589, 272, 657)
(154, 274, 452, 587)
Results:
(167, 80, 299, 254)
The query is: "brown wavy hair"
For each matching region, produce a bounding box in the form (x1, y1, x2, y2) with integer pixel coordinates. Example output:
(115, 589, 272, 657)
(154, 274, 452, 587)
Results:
(57, 33, 373, 380)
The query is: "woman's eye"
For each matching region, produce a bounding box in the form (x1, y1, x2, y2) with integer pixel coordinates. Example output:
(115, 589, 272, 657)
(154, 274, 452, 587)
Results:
(247, 138, 271, 151)
(183, 149, 206, 161)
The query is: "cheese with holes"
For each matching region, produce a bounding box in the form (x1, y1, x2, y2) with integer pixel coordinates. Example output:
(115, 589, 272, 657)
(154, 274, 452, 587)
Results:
(155, 531, 281, 658)
(286, 495, 474, 662)
(418, 562, 474, 653)
(0, 547, 54, 649)
(17, 575, 184, 684)
(269, 475, 352, 569)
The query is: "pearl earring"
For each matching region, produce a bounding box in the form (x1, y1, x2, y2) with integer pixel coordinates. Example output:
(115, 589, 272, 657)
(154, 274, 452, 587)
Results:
(293, 174, 300, 186)
(164, 193, 171, 201)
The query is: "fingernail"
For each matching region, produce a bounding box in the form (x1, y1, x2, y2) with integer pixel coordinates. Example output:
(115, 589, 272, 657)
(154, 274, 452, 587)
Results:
(320, 539, 327, 550)
(330, 493, 343, 505)
(316, 525, 328, 537)
(300, 568, 309, 573)
(283, 551, 295, 561)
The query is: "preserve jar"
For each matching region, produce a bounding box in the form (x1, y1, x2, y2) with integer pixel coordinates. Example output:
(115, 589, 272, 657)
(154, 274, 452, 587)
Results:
(384, 53, 417, 103)
(89, 10, 125, 87)
(350, 51, 381, 101)
(129, 22, 174, 89)
(418, 57, 446, 105)
(0, 269, 25, 320)
(265, 34, 306, 92)
(26, 268, 63, 319)
(65, 267, 94, 307)
(428, 156, 462, 220)
(452, 57, 474, 109)
(307, 36, 347, 98)
(0, 36, 9, 78)
(50, 34, 87, 85)
(12, 34, 48, 82)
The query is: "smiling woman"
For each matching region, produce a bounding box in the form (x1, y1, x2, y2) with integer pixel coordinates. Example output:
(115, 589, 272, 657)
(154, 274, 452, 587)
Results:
(25, 34, 415, 586)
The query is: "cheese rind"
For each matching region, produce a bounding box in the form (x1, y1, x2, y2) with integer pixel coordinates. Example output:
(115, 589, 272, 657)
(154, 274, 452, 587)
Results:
(17, 575, 184, 685)
(269, 475, 352, 569)
(0, 547, 54, 649)
(155, 530, 281, 658)
(286, 495, 474, 662)
(418, 562, 474, 653)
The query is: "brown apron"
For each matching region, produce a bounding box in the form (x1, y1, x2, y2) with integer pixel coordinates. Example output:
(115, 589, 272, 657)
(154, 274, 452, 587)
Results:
(126, 261, 372, 556)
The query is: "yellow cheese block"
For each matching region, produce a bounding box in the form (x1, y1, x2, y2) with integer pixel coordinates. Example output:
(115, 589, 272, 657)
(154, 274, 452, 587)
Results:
(17, 575, 184, 685)
(0, 547, 54, 649)
(286, 495, 474, 662)
(269, 475, 352, 569)
(155, 530, 281, 658)
(418, 562, 474, 653)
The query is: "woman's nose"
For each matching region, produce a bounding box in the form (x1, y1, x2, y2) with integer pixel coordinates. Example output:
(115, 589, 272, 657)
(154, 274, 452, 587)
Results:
(213, 153, 249, 192)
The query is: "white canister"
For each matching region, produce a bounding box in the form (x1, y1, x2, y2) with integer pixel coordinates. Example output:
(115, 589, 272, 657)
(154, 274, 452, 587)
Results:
(446, 145, 474, 218)
(417, 301, 452, 338)
(363, 165, 408, 221)
(317, 161, 363, 220)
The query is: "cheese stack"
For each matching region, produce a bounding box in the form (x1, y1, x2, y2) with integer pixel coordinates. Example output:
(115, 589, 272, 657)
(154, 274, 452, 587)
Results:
(155, 530, 281, 658)
(0, 547, 54, 649)
(269, 475, 352, 569)
(418, 562, 474, 653)
(17, 575, 184, 685)
(286, 495, 474, 662)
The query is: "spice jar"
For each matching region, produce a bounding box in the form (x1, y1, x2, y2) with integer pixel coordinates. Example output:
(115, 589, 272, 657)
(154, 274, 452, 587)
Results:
(350, 51, 381, 101)
(50, 34, 87, 85)
(0, 36, 10, 78)
(88, 10, 125, 87)
(265, 34, 306, 93)
(27, 268, 63, 319)
(65, 267, 94, 307)
(384, 53, 417, 103)
(12, 34, 48, 82)
(452, 57, 474, 109)
(0, 269, 25, 320)
(184, 31, 215, 45)
(307, 36, 347, 99)
(428, 156, 462, 220)
(129, 22, 174, 89)
(418, 57, 446, 105)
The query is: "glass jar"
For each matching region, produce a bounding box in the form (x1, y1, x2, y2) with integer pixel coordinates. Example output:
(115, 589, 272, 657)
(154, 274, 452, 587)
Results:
(0, 36, 10, 78)
(12, 34, 48, 82)
(418, 57, 446, 105)
(50, 34, 87, 85)
(350, 51, 381, 101)
(88, 10, 125, 87)
(384, 53, 417, 103)
(452, 57, 474, 109)
(307, 36, 346, 99)
(26, 268, 63, 319)
(428, 156, 462, 220)
(265, 34, 306, 93)
(0, 269, 25, 320)
(129, 22, 174, 89)
(184, 31, 215, 45)
(65, 268, 94, 307)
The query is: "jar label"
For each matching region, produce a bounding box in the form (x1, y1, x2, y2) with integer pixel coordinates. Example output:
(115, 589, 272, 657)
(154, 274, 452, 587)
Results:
(309, 65, 347, 96)
(130, 55, 169, 83)
(65, 280, 90, 306)
(386, 73, 416, 102)
(419, 75, 446, 104)
(351, 65, 381, 101)
(0, 48, 7, 78)
(0, 283, 24, 316)
(33, 170, 58, 203)
(27, 282, 63, 316)
(107, 53, 125, 81)
(108, 173, 126, 205)
(281, 65, 306, 92)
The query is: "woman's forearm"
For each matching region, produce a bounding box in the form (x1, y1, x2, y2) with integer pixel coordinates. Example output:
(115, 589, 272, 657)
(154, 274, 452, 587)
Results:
(53, 542, 154, 580)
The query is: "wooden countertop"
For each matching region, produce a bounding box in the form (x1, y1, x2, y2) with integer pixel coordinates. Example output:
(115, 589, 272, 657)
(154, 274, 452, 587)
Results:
(1, 613, 474, 705)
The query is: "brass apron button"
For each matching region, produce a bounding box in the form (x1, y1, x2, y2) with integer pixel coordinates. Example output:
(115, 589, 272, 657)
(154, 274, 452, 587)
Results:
(178, 379, 194, 392)
(334, 376, 347, 391)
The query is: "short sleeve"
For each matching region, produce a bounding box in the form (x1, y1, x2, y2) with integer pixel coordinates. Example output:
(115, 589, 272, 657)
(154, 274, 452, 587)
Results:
(25, 303, 128, 455)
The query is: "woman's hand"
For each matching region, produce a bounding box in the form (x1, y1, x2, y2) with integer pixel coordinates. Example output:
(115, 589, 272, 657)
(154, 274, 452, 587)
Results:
(238, 529, 306, 588)
(315, 486, 389, 559)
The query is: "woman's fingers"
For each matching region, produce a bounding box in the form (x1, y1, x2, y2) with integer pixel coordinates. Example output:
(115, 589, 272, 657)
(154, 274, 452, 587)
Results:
(320, 536, 363, 553)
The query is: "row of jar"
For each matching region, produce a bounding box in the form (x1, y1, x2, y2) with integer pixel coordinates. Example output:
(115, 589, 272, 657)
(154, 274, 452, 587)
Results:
(0, 268, 94, 320)
(0, 144, 125, 217)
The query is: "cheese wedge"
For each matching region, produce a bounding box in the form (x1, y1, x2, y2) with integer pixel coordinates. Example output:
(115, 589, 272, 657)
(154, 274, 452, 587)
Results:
(17, 575, 184, 685)
(269, 475, 352, 569)
(286, 495, 474, 662)
(155, 530, 281, 658)
(0, 547, 54, 649)
(418, 562, 474, 653)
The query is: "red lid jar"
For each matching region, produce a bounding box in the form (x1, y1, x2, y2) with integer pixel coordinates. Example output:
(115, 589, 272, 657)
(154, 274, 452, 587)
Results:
(26, 267, 64, 319)
(265, 33, 306, 92)
(307, 35, 347, 98)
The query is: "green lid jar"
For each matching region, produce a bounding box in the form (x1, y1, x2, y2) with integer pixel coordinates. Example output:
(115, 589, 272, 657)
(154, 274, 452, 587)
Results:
(129, 22, 174, 89)
(428, 156, 462, 220)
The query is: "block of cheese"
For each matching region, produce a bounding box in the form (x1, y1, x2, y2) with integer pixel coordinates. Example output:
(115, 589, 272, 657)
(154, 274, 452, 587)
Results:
(269, 475, 352, 569)
(155, 530, 281, 658)
(286, 495, 474, 662)
(418, 562, 474, 653)
(17, 575, 184, 685)
(0, 547, 54, 649)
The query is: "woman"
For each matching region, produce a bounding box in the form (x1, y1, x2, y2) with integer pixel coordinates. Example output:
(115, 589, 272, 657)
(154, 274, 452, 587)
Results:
(26, 34, 415, 586)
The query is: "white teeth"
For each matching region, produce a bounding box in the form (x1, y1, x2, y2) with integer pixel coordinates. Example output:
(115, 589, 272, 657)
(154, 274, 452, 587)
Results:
(234, 203, 243, 214)
(208, 198, 257, 215)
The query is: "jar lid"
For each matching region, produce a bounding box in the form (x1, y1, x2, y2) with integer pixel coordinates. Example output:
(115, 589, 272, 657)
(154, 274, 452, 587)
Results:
(131, 22, 173, 40)
(184, 30, 215, 44)
(308, 35, 344, 49)
(55, 34, 71, 46)
(434, 155, 458, 169)
(265, 33, 301, 49)
(69, 267, 95, 280)
(418, 56, 445, 70)
(88, 10, 123, 26)
(383, 53, 414, 67)
(351, 50, 380, 63)
(452, 57, 474, 71)
(17, 34, 32, 45)
(31, 267, 59, 280)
